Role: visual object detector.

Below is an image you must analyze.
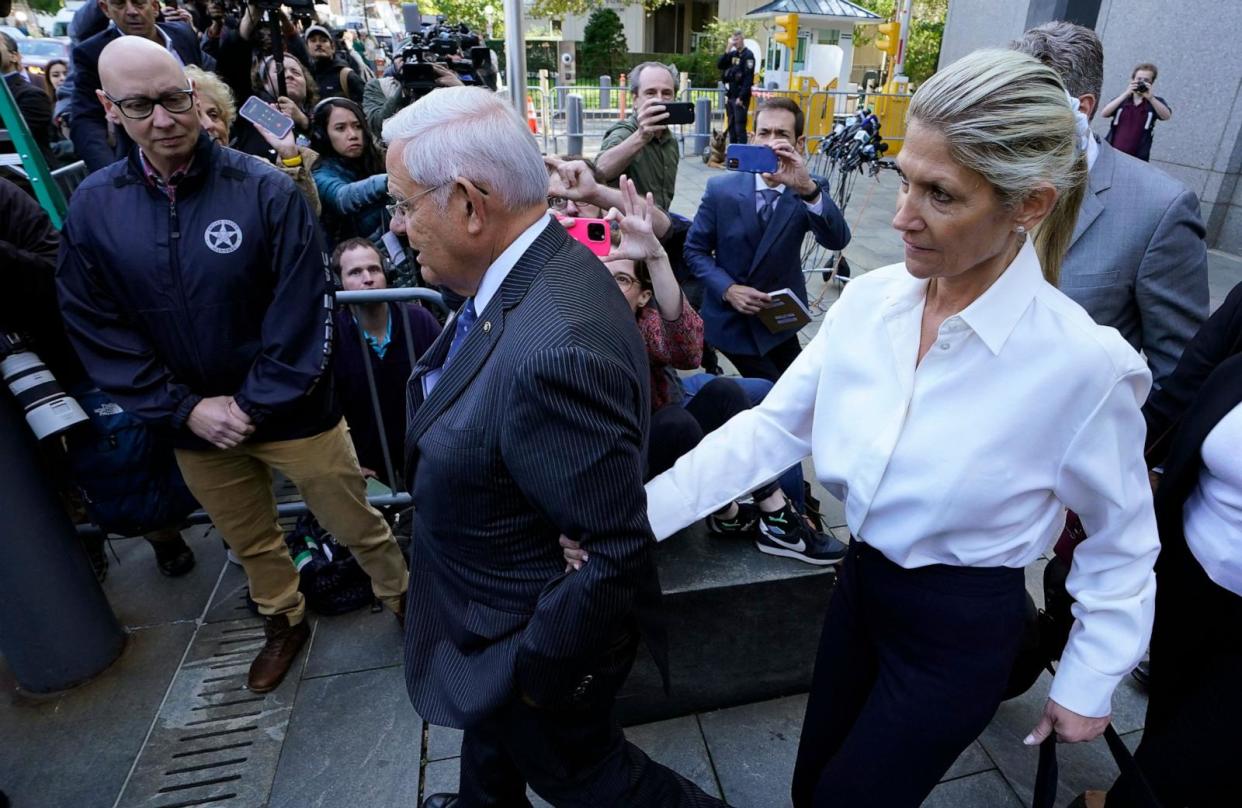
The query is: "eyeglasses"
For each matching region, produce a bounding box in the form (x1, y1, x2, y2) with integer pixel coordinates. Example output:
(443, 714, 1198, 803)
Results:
(613, 272, 638, 290)
(386, 183, 446, 221)
(104, 89, 195, 120)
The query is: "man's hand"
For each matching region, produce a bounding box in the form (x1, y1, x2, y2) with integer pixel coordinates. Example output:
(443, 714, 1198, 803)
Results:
(163, 6, 196, 31)
(725, 284, 772, 315)
(636, 97, 670, 141)
(1024, 699, 1110, 746)
(254, 103, 299, 160)
(560, 534, 587, 572)
(603, 177, 664, 264)
(188, 396, 255, 450)
(546, 156, 601, 202)
(763, 141, 817, 198)
(431, 62, 464, 88)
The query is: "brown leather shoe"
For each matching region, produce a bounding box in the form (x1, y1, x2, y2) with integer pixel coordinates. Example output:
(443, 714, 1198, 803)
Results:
(247, 614, 310, 693)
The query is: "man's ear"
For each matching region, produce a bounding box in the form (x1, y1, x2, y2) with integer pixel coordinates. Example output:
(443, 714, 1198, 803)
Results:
(1078, 93, 1098, 121)
(457, 176, 488, 236)
(96, 88, 122, 126)
(796, 134, 807, 153)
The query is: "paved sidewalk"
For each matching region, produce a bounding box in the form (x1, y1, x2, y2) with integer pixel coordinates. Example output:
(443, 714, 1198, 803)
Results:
(4, 156, 1239, 807)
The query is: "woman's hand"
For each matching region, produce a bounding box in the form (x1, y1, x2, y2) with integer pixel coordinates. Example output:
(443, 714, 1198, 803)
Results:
(254, 103, 299, 160)
(603, 176, 664, 264)
(275, 96, 308, 131)
(560, 534, 587, 571)
(1024, 699, 1110, 745)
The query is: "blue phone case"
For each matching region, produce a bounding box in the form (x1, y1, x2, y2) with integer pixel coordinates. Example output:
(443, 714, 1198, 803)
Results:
(725, 144, 778, 174)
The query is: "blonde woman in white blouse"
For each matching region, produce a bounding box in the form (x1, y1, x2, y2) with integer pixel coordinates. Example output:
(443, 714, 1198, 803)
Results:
(641, 49, 1160, 806)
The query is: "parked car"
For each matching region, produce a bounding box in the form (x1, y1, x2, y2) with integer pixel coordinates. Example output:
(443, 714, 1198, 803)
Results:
(16, 37, 71, 83)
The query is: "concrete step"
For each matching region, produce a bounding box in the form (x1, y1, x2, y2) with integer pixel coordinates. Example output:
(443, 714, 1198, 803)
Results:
(616, 520, 839, 726)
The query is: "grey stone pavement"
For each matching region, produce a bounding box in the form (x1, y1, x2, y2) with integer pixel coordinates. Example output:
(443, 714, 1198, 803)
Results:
(2, 157, 1240, 808)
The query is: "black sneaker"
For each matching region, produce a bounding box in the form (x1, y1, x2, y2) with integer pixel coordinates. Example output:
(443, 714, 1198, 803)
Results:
(757, 505, 847, 566)
(706, 502, 761, 536)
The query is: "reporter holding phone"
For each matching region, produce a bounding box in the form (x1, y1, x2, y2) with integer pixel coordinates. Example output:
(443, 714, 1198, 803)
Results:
(596, 61, 681, 209)
(684, 96, 849, 382)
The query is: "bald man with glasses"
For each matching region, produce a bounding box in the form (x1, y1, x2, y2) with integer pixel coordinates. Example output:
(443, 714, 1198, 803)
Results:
(57, 37, 409, 694)
(69, 0, 213, 172)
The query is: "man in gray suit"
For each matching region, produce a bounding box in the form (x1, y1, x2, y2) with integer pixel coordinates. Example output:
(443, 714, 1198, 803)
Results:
(1015, 22, 1208, 386)
(385, 87, 724, 808)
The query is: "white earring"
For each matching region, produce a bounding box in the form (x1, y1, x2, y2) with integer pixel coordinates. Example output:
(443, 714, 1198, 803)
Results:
(1015, 225, 1027, 234)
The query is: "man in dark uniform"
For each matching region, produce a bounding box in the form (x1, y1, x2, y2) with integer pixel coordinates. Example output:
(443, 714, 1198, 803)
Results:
(717, 31, 755, 145)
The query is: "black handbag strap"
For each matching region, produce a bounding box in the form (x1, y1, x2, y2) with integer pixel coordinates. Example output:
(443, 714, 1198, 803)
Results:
(1033, 724, 1162, 808)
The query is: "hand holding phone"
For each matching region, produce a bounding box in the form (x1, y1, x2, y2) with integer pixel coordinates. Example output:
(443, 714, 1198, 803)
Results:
(725, 144, 778, 174)
(562, 217, 612, 257)
(239, 95, 294, 141)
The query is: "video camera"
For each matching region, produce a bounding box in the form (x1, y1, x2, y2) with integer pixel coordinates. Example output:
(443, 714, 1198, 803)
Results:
(398, 16, 494, 98)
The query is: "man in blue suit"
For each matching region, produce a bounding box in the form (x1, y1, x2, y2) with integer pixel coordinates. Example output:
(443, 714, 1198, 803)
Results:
(386, 88, 725, 808)
(685, 97, 850, 381)
(70, 0, 211, 172)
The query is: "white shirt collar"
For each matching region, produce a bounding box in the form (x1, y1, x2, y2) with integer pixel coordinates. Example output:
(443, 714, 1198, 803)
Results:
(753, 172, 785, 195)
(472, 214, 553, 314)
(1086, 132, 1099, 171)
(885, 238, 1045, 356)
(107, 21, 177, 56)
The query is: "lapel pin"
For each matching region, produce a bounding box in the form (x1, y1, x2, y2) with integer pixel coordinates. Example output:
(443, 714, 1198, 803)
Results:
(482, 321, 492, 333)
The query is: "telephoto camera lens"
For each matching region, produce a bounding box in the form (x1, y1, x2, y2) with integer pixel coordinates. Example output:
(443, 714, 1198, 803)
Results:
(0, 334, 89, 440)
(587, 222, 607, 241)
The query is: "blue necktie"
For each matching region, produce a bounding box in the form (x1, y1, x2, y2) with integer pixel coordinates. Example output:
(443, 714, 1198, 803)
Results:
(758, 188, 780, 228)
(444, 299, 477, 367)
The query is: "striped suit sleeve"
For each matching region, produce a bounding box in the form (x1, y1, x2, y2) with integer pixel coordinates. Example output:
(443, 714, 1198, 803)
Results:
(501, 344, 652, 707)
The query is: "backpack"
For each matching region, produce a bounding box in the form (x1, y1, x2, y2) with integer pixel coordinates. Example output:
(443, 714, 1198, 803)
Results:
(283, 513, 374, 615)
(62, 388, 200, 537)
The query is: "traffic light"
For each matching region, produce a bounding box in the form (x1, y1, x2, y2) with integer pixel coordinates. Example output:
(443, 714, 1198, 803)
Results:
(773, 13, 800, 51)
(876, 20, 901, 58)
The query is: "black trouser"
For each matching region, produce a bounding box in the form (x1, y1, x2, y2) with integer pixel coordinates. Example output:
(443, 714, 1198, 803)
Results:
(722, 336, 802, 383)
(1106, 527, 1242, 808)
(647, 378, 780, 503)
(725, 94, 749, 144)
(791, 541, 1026, 807)
(456, 629, 725, 808)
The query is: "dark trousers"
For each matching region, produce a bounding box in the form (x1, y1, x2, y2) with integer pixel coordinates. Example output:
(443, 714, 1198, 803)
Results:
(723, 336, 802, 383)
(1106, 527, 1242, 808)
(648, 377, 781, 503)
(456, 631, 724, 808)
(792, 542, 1026, 807)
(725, 95, 749, 144)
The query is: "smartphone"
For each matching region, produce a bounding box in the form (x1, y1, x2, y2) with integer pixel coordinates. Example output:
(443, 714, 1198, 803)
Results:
(238, 95, 294, 140)
(564, 218, 611, 257)
(725, 144, 778, 174)
(662, 101, 695, 125)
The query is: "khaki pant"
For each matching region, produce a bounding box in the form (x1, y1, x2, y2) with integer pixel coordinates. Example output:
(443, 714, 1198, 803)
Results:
(175, 419, 408, 625)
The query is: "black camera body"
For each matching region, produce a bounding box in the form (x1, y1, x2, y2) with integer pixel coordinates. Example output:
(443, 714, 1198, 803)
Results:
(1134, 80, 1150, 94)
(398, 22, 489, 99)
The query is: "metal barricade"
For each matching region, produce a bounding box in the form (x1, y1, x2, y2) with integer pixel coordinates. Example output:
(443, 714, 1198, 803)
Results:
(75, 287, 450, 536)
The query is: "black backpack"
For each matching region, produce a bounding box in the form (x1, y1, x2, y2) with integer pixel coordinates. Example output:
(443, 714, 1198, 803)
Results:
(283, 514, 374, 615)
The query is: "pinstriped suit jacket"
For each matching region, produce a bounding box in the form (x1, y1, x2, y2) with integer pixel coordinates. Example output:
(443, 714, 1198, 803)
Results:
(402, 219, 667, 729)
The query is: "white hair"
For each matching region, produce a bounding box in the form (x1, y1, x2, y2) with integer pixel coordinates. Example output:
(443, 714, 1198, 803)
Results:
(382, 87, 547, 212)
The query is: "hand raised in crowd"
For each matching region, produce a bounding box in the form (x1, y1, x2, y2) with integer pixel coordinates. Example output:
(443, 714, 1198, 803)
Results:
(187, 396, 255, 450)
(725, 284, 772, 315)
(273, 96, 308, 131)
(636, 96, 670, 141)
(546, 156, 601, 203)
(763, 140, 818, 199)
(603, 177, 664, 264)
(254, 103, 299, 160)
(1025, 699, 1111, 746)
(162, 6, 196, 32)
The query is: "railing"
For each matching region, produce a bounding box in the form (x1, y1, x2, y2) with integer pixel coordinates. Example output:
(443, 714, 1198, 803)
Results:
(77, 287, 450, 537)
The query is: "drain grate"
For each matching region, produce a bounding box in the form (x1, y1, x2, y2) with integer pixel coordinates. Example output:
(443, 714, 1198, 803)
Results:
(116, 618, 307, 808)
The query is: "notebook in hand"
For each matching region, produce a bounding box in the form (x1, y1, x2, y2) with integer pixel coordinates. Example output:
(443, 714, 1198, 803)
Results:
(757, 289, 813, 334)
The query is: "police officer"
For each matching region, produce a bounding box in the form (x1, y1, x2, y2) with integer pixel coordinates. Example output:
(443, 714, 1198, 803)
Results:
(718, 31, 755, 144)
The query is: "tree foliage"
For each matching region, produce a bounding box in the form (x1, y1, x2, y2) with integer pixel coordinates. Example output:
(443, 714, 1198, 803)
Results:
(852, 0, 946, 85)
(579, 8, 629, 80)
(422, 0, 502, 37)
(530, 0, 674, 19)
(27, 0, 64, 14)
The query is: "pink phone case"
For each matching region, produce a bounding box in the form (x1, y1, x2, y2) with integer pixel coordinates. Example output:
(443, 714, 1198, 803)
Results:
(563, 218, 611, 257)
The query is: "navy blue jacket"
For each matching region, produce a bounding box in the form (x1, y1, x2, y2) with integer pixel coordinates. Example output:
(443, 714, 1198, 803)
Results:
(69, 22, 212, 173)
(684, 170, 849, 357)
(56, 133, 338, 450)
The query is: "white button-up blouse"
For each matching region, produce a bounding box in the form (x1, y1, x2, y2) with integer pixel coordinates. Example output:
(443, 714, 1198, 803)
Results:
(646, 240, 1160, 718)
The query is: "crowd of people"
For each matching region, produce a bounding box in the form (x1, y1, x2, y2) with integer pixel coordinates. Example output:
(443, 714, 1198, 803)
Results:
(0, 6, 1233, 808)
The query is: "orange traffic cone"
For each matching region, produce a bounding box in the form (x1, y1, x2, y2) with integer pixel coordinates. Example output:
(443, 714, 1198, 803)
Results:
(526, 96, 539, 135)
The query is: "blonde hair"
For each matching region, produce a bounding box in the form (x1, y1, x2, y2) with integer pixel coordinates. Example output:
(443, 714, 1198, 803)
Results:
(185, 66, 236, 134)
(909, 48, 1087, 285)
